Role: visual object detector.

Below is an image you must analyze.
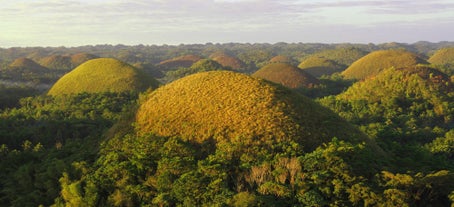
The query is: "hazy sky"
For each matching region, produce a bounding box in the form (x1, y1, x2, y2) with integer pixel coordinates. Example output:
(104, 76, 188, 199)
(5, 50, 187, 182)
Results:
(1, 0, 453, 47)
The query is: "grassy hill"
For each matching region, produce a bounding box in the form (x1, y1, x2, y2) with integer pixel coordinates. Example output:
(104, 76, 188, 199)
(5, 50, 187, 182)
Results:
(428, 48, 454, 75)
(298, 56, 345, 77)
(165, 59, 228, 81)
(48, 58, 159, 95)
(157, 55, 202, 69)
(136, 71, 375, 152)
(342, 50, 427, 80)
(269, 55, 291, 63)
(38, 53, 98, 71)
(323, 65, 453, 144)
(308, 47, 368, 66)
(210, 52, 246, 71)
(8, 57, 48, 71)
(252, 63, 319, 88)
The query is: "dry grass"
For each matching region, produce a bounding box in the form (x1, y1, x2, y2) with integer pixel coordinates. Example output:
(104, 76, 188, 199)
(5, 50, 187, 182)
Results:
(136, 71, 372, 152)
(210, 52, 246, 71)
(429, 48, 454, 66)
(157, 55, 202, 69)
(252, 63, 319, 88)
(298, 56, 345, 77)
(342, 50, 427, 80)
(48, 58, 159, 95)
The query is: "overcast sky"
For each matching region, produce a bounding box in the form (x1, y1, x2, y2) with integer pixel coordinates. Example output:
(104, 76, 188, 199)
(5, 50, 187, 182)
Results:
(1, 0, 453, 47)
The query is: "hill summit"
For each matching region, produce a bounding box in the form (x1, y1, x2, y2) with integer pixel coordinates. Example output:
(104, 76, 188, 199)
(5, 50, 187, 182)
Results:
(136, 71, 374, 151)
(252, 63, 319, 89)
(298, 56, 345, 77)
(210, 52, 246, 70)
(9, 57, 47, 71)
(48, 58, 158, 95)
(342, 50, 427, 80)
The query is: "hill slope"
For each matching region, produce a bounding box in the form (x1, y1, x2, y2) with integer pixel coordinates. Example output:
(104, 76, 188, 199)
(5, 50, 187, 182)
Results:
(308, 47, 368, 66)
(210, 52, 246, 71)
(428, 47, 454, 75)
(157, 55, 202, 69)
(48, 58, 158, 95)
(252, 63, 319, 88)
(136, 71, 375, 152)
(298, 56, 345, 77)
(9, 57, 48, 71)
(342, 50, 427, 80)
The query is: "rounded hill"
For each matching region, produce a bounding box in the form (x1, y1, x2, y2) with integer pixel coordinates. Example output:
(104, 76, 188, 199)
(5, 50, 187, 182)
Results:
(298, 56, 345, 77)
(252, 63, 319, 88)
(38, 53, 98, 71)
(70, 53, 99, 66)
(269, 55, 291, 63)
(309, 47, 368, 66)
(136, 71, 374, 151)
(428, 48, 454, 75)
(157, 55, 202, 69)
(38, 55, 72, 70)
(210, 52, 246, 71)
(9, 57, 48, 71)
(48, 58, 159, 95)
(341, 50, 428, 80)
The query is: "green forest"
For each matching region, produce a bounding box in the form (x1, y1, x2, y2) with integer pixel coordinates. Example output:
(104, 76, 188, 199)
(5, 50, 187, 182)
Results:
(0, 42, 453, 206)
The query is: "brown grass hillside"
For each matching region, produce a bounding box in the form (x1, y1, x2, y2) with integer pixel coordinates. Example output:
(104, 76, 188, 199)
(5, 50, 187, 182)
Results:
(269, 55, 291, 63)
(308, 47, 368, 66)
(136, 71, 375, 152)
(157, 55, 202, 69)
(252, 63, 319, 88)
(428, 48, 454, 75)
(8, 57, 48, 71)
(48, 58, 159, 95)
(38, 53, 98, 71)
(210, 52, 246, 71)
(298, 56, 345, 77)
(342, 50, 427, 80)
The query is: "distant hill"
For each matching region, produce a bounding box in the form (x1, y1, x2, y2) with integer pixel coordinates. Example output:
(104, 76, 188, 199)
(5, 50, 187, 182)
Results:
(136, 71, 375, 152)
(165, 59, 227, 81)
(298, 56, 345, 77)
(428, 48, 454, 75)
(48, 58, 158, 95)
(210, 52, 246, 71)
(70, 53, 99, 67)
(342, 50, 427, 80)
(38, 53, 98, 70)
(252, 63, 319, 89)
(157, 55, 202, 69)
(8, 57, 48, 71)
(308, 47, 368, 66)
(269, 55, 292, 63)
(327, 65, 453, 143)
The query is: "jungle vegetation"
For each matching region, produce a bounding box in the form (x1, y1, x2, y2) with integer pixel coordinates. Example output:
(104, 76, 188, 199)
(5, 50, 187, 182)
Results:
(0, 42, 453, 206)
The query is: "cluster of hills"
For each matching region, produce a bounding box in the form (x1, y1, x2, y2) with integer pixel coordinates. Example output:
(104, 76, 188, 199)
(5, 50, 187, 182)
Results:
(0, 42, 453, 206)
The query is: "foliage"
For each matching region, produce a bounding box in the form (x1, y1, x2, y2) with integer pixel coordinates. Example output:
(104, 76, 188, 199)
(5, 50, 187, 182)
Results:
(0, 92, 138, 149)
(252, 62, 320, 89)
(320, 66, 454, 172)
(342, 50, 428, 80)
(0, 84, 39, 109)
(47, 58, 159, 95)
